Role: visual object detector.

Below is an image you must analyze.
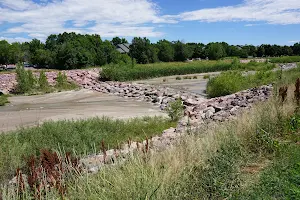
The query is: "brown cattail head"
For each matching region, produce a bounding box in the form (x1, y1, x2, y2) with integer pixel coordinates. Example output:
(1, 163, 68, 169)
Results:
(279, 86, 288, 103)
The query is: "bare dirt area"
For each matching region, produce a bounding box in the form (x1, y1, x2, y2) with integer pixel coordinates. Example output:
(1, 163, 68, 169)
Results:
(134, 72, 220, 97)
(0, 89, 165, 132)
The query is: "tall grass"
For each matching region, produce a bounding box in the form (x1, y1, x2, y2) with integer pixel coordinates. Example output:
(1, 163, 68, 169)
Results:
(0, 116, 175, 183)
(270, 56, 300, 63)
(207, 67, 300, 97)
(101, 61, 275, 81)
(0, 95, 9, 106)
(28, 86, 297, 200)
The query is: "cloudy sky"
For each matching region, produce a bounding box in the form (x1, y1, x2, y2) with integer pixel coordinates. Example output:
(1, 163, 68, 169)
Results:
(0, 0, 300, 45)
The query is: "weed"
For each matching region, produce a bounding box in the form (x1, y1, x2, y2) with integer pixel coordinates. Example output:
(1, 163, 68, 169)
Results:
(175, 76, 181, 80)
(203, 74, 210, 79)
(193, 76, 197, 79)
(165, 99, 184, 122)
(162, 78, 167, 82)
(38, 71, 50, 91)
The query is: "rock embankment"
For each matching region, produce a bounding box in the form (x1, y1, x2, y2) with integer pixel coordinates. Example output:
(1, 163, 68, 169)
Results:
(4, 68, 274, 178)
(80, 85, 272, 173)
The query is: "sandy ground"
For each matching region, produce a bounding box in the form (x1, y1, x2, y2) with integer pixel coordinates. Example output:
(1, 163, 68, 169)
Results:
(134, 72, 220, 96)
(0, 90, 165, 132)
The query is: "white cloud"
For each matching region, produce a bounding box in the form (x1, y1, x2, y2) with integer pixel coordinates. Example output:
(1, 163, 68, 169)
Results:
(0, 0, 167, 41)
(0, 0, 37, 10)
(0, 36, 31, 43)
(177, 0, 300, 25)
(288, 40, 300, 43)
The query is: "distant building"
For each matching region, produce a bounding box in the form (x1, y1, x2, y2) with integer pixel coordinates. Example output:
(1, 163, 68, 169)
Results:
(116, 43, 130, 54)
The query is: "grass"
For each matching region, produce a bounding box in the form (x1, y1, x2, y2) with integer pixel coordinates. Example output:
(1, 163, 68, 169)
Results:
(10, 84, 298, 199)
(207, 66, 300, 97)
(0, 95, 9, 106)
(101, 61, 276, 81)
(0, 116, 175, 183)
(270, 56, 300, 63)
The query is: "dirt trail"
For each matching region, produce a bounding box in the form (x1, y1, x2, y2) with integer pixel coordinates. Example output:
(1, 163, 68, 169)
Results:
(0, 90, 165, 132)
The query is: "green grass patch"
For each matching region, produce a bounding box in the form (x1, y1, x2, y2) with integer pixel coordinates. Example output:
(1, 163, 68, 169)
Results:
(0, 95, 9, 106)
(101, 61, 275, 81)
(270, 56, 300, 63)
(207, 67, 300, 97)
(44, 90, 298, 200)
(0, 116, 175, 183)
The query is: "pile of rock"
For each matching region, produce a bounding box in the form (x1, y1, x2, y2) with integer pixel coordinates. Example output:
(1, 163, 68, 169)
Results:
(79, 85, 273, 173)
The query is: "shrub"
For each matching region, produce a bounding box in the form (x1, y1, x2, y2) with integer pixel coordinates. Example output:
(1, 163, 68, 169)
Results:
(55, 72, 69, 89)
(15, 64, 32, 93)
(165, 99, 184, 122)
(270, 56, 300, 63)
(0, 95, 9, 106)
(206, 71, 246, 97)
(203, 74, 210, 79)
(38, 71, 50, 91)
(175, 76, 182, 80)
(193, 76, 198, 79)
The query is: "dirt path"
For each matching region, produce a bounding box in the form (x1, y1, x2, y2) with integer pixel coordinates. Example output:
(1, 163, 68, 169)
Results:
(0, 90, 165, 132)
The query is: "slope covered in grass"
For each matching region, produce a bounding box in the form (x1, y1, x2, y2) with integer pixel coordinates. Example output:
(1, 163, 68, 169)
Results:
(0, 116, 175, 183)
(6, 84, 297, 199)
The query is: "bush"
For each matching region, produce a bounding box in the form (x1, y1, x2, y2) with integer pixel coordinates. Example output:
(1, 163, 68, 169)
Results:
(38, 71, 50, 91)
(165, 99, 184, 122)
(206, 71, 246, 97)
(0, 95, 9, 106)
(15, 64, 32, 93)
(175, 76, 182, 80)
(270, 56, 300, 63)
(206, 70, 278, 98)
(203, 74, 210, 79)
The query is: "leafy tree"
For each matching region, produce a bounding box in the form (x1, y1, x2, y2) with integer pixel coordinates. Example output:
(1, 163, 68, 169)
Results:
(293, 43, 300, 55)
(130, 37, 154, 64)
(111, 37, 128, 46)
(206, 43, 226, 60)
(9, 42, 23, 64)
(0, 40, 10, 65)
(257, 45, 266, 57)
(157, 40, 174, 62)
(173, 41, 193, 62)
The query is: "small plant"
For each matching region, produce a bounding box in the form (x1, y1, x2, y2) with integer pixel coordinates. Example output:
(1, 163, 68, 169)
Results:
(176, 76, 182, 80)
(165, 99, 184, 122)
(16, 64, 31, 93)
(203, 74, 210, 79)
(38, 71, 50, 91)
(193, 76, 198, 79)
(56, 72, 69, 89)
(163, 78, 167, 82)
(27, 70, 37, 88)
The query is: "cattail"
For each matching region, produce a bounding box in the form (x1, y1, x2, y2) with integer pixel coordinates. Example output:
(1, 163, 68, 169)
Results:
(279, 86, 288, 103)
(295, 78, 300, 105)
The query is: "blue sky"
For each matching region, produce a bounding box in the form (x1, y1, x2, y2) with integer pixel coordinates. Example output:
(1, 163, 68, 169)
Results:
(0, 0, 299, 45)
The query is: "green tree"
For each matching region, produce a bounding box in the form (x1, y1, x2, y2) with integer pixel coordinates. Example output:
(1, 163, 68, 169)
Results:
(130, 37, 153, 64)
(111, 37, 128, 46)
(173, 41, 193, 62)
(0, 40, 10, 65)
(157, 40, 174, 62)
(206, 43, 226, 60)
(9, 42, 23, 64)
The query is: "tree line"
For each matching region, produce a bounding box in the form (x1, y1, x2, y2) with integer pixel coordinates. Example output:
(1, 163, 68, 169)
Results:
(1, 32, 300, 69)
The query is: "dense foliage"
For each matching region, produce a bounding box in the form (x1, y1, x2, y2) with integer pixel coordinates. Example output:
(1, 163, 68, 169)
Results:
(101, 61, 275, 81)
(1, 32, 300, 69)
